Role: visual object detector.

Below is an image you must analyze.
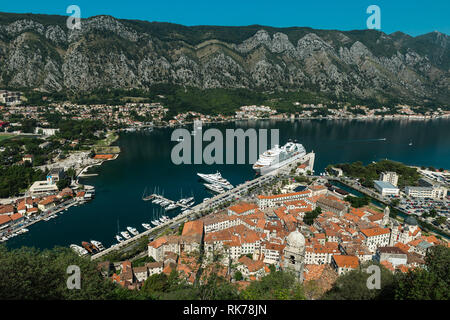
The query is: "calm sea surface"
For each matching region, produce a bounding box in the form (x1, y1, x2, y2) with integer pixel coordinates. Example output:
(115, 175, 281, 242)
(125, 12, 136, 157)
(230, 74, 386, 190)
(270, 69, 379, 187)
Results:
(6, 119, 450, 249)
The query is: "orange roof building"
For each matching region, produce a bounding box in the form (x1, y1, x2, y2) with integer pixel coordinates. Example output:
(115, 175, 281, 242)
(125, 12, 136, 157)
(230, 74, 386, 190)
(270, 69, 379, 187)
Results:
(182, 220, 204, 237)
(331, 255, 359, 275)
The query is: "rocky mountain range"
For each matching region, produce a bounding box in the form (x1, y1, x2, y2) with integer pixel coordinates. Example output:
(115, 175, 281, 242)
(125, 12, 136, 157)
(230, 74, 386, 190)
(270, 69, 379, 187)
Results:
(0, 12, 449, 106)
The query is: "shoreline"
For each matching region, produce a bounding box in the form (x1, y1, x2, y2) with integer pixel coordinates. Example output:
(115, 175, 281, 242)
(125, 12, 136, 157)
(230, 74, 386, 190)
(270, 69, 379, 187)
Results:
(147, 114, 450, 130)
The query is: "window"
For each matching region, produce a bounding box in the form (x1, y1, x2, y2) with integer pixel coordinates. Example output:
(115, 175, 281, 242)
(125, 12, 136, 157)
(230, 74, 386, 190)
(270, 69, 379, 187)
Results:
(290, 255, 296, 264)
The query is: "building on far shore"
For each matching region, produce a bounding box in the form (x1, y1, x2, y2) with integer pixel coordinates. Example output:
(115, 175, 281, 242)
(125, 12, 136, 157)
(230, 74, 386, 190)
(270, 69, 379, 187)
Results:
(29, 179, 59, 196)
(374, 180, 399, 197)
(379, 172, 399, 187)
(49, 167, 65, 182)
(405, 185, 447, 199)
(34, 127, 59, 136)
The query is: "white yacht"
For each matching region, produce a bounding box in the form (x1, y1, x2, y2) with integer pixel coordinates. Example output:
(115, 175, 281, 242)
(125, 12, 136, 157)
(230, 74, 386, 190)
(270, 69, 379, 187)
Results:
(151, 220, 161, 226)
(142, 223, 151, 230)
(165, 203, 178, 211)
(90, 240, 105, 251)
(70, 244, 88, 256)
(204, 183, 225, 194)
(253, 141, 307, 175)
(160, 201, 170, 207)
(121, 231, 131, 240)
(197, 172, 233, 189)
(115, 235, 124, 242)
(180, 197, 194, 204)
(126, 227, 139, 236)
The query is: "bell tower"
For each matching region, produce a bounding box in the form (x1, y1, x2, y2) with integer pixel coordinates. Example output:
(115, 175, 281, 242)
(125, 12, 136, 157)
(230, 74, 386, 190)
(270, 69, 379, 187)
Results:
(282, 229, 306, 282)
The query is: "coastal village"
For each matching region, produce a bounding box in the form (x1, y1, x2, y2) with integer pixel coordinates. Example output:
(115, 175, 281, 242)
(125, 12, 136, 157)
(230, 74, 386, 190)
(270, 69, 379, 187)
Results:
(1, 89, 450, 134)
(107, 178, 448, 295)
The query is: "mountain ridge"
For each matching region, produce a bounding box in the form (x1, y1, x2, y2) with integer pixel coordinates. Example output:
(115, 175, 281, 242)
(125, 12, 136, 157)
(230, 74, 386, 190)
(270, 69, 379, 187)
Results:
(0, 12, 448, 107)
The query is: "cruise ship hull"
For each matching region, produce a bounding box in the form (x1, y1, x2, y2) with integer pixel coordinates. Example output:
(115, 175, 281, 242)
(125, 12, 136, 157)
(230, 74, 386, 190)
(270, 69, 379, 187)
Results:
(254, 151, 305, 175)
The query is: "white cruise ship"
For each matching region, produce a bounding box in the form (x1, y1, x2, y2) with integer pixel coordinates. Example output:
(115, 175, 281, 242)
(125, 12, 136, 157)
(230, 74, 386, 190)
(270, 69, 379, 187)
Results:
(253, 141, 306, 175)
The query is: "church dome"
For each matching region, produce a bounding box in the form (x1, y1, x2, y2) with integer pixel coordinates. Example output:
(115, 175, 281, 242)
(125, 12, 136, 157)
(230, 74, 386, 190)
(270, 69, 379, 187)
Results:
(404, 216, 418, 226)
(286, 229, 305, 249)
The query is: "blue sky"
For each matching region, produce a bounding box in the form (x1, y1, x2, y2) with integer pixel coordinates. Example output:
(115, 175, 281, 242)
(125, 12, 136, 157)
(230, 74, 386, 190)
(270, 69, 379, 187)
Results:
(1, 0, 448, 36)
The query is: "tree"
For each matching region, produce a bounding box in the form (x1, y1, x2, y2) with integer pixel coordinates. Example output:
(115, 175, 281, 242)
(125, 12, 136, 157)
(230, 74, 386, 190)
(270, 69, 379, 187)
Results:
(322, 262, 396, 300)
(344, 195, 370, 208)
(234, 271, 243, 281)
(394, 245, 450, 300)
(429, 209, 437, 218)
(141, 273, 169, 298)
(395, 269, 442, 300)
(0, 245, 124, 300)
(241, 271, 305, 300)
(196, 273, 239, 300)
(390, 198, 400, 207)
(303, 207, 322, 225)
(435, 216, 446, 225)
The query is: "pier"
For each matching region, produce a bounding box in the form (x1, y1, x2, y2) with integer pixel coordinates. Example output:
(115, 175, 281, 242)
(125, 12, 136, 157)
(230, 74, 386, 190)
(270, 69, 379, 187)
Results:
(142, 194, 191, 210)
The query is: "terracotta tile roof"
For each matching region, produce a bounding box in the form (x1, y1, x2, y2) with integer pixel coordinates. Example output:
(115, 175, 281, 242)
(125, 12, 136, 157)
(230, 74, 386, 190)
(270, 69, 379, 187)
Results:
(39, 196, 57, 206)
(407, 239, 422, 247)
(228, 202, 258, 214)
(406, 252, 425, 265)
(27, 208, 38, 214)
(182, 220, 204, 236)
(93, 154, 114, 159)
(422, 235, 439, 244)
(0, 215, 12, 225)
(350, 208, 366, 218)
(133, 266, 148, 274)
(377, 246, 406, 255)
(284, 200, 308, 207)
(0, 205, 14, 214)
(397, 265, 410, 273)
(121, 260, 132, 271)
(332, 255, 359, 269)
(360, 227, 390, 238)
(368, 213, 384, 222)
(148, 236, 168, 249)
(380, 260, 395, 272)
(145, 262, 163, 269)
(9, 213, 23, 221)
(238, 256, 265, 272)
(343, 213, 361, 223)
(317, 196, 347, 211)
(257, 190, 311, 200)
(163, 262, 177, 275)
(304, 264, 327, 281)
(394, 242, 410, 253)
